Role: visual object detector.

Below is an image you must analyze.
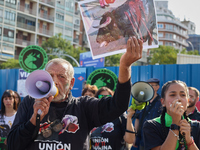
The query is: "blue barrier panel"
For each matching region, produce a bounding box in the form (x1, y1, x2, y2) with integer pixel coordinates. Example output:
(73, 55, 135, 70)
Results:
(177, 64, 191, 85)
(1, 64, 200, 109)
(140, 65, 152, 81)
(131, 66, 140, 84)
(190, 64, 200, 90)
(164, 64, 178, 83)
(152, 65, 164, 94)
(0, 69, 18, 108)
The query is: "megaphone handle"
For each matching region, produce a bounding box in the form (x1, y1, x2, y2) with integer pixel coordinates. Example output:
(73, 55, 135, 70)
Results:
(131, 113, 138, 121)
(32, 114, 40, 139)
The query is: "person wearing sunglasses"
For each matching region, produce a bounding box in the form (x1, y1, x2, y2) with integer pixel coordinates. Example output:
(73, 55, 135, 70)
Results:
(89, 87, 136, 150)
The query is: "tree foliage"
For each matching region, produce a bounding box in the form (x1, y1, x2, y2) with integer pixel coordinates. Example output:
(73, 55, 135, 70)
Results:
(149, 45, 200, 65)
(149, 45, 179, 65)
(0, 58, 20, 69)
(105, 54, 122, 67)
(41, 33, 123, 67)
(180, 49, 199, 55)
(41, 33, 86, 67)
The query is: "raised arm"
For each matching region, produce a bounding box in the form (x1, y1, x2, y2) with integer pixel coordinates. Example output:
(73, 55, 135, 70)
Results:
(97, 36, 143, 125)
(118, 36, 143, 83)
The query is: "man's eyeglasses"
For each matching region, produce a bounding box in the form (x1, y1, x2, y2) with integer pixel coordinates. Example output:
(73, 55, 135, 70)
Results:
(98, 95, 112, 99)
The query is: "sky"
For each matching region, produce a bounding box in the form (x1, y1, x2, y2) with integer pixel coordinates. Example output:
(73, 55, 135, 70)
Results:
(166, 0, 200, 34)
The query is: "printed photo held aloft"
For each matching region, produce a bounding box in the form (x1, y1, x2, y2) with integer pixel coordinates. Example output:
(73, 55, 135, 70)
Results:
(79, 0, 159, 59)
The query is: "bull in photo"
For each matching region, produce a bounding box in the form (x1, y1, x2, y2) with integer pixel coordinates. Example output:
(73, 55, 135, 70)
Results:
(93, 0, 157, 47)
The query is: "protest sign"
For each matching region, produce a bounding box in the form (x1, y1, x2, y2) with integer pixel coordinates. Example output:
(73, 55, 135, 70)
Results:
(79, 0, 159, 59)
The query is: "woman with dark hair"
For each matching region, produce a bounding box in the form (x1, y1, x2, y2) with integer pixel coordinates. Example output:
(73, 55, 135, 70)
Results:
(143, 80, 200, 150)
(0, 90, 17, 147)
(81, 84, 98, 97)
(14, 91, 21, 109)
(90, 87, 136, 150)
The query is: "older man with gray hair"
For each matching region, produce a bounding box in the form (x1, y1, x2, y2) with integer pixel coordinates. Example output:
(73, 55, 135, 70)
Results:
(7, 37, 143, 150)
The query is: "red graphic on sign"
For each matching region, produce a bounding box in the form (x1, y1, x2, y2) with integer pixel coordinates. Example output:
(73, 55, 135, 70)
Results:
(80, 61, 83, 66)
(100, 58, 104, 62)
(78, 76, 84, 81)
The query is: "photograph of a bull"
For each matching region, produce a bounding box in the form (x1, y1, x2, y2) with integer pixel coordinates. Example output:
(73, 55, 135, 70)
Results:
(93, 0, 157, 47)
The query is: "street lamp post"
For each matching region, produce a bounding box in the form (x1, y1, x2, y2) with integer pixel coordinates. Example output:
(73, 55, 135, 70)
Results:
(47, 48, 80, 67)
(187, 41, 194, 53)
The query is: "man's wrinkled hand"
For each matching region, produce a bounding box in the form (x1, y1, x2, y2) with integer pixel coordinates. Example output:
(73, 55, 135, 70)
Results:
(120, 37, 143, 68)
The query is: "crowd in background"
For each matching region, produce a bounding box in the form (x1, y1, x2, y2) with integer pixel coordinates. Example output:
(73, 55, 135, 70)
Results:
(1, 78, 200, 150)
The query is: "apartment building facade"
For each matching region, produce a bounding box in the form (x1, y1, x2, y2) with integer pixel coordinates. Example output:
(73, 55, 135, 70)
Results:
(155, 0, 189, 51)
(0, 0, 88, 62)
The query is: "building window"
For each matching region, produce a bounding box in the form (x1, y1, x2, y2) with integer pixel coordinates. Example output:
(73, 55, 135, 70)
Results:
(56, 13, 64, 20)
(5, 0, 16, 4)
(23, 36, 27, 40)
(44, 10, 48, 15)
(43, 25, 47, 30)
(166, 24, 173, 30)
(11, 0, 16, 4)
(158, 24, 163, 28)
(8, 31, 14, 37)
(0, 10, 3, 17)
(25, 3, 30, 10)
(158, 33, 163, 37)
(165, 33, 173, 39)
(159, 41, 163, 45)
(4, 11, 15, 21)
(173, 34, 176, 40)
(75, 19, 79, 25)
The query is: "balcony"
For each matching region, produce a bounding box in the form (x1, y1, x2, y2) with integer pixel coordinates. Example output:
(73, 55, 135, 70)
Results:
(0, 0, 4, 5)
(74, 24, 80, 30)
(17, 5, 36, 16)
(75, 10, 80, 16)
(56, 3, 64, 10)
(73, 38, 79, 43)
(0, 16, 3, 23)
(39, 13, 54, 21)
(16, 39, 35, 46)
(38, 28, 53, 36)
(39, 0, 55, 6)
(17, 22, 35, 31)
(3, 36, 14, 43)
(5, 2, 16, 9)
(4, 19, 15, 26)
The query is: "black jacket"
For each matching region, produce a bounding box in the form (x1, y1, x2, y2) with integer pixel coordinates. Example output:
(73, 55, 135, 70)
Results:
(7, 80, 131, 150)
(188, 107, 200, 122)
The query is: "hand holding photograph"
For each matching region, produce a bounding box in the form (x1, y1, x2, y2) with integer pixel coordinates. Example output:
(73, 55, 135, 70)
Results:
(79, 0, 158, 59)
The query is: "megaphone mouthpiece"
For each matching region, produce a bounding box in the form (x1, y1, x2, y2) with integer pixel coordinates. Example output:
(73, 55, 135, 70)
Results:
(36, 81, 50, 93)
(136, 91, 145, 102)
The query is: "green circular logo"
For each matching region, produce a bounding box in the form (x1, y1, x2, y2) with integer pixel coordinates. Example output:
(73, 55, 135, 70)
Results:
(19, 45, 48, 73)
(87, 69, 118, 91)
